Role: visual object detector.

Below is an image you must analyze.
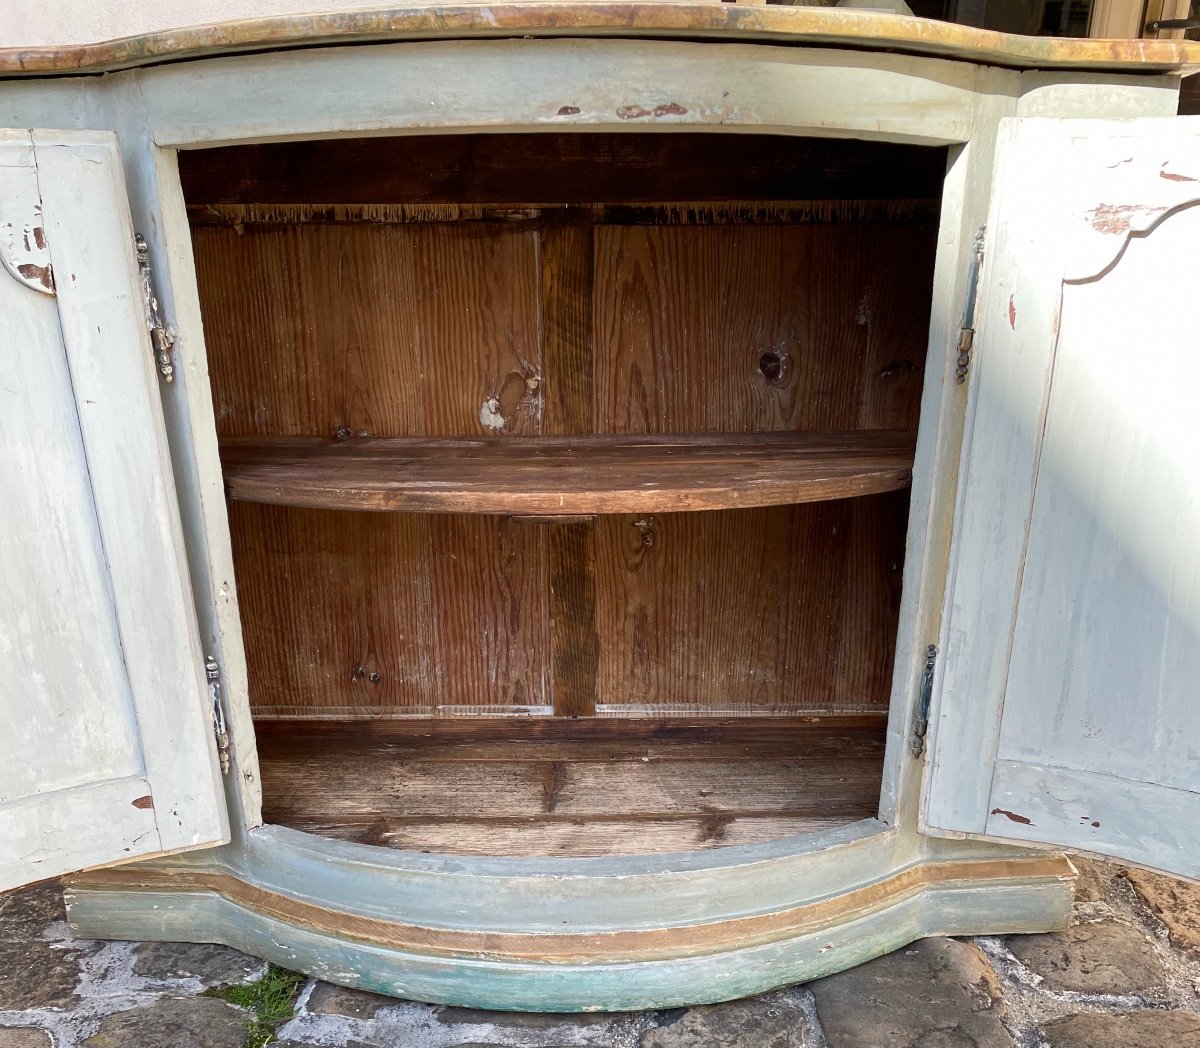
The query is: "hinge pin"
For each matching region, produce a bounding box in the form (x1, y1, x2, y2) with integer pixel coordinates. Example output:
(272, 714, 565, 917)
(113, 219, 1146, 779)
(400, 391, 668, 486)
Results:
(910, 644, 938, 758)
(955, 226, 986, 386)
(136, 234, 177, 384)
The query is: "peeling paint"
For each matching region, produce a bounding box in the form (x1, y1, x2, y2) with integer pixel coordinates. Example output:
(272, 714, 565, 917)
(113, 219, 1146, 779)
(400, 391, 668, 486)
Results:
(1086, 203, 1145, 235)
(16, 262, 54, 291)
(479, 395, 507, 432)
(1160, 164, 1198, 183)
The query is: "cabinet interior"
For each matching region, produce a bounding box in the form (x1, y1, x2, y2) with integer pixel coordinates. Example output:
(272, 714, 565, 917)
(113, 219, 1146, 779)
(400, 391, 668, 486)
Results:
(180, 131, 946, 857)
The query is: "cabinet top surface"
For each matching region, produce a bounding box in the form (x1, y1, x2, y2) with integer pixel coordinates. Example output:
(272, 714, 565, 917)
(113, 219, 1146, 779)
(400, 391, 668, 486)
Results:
(3, 2, 1199, 78)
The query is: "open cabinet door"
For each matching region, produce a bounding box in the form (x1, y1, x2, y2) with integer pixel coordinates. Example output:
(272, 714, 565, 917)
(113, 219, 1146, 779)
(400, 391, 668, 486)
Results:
(923, 117, 1200, 878)
(0, 130, 228, 890)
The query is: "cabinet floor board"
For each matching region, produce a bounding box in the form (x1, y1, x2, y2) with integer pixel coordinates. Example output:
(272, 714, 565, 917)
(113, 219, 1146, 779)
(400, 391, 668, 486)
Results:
(256, 717, 885, 856)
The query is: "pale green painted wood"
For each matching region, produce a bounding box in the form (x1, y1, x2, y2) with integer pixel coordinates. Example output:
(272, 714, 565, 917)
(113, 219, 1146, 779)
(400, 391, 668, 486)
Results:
(66, 870, 1071, 1012)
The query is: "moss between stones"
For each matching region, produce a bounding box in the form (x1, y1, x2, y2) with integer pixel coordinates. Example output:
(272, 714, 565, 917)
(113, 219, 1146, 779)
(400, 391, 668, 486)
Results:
(204, 964, 306, 1048)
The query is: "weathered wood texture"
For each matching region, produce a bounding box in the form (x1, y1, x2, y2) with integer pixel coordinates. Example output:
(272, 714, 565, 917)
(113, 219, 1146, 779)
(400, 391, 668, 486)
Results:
(7, 4, 1200, 79)
(595, 495, 909, 715)
(255, 718, 886, 855)
(220, 432, 915, 514)
(592, 223, 933, 434)
(194, 223, 543, 439)
(226, 503, 550, 715)
(188, 134, 936, 718)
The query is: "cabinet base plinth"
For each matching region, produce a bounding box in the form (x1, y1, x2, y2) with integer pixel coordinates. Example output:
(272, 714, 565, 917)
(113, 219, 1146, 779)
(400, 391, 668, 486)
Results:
(64, 823, 1074, 1012)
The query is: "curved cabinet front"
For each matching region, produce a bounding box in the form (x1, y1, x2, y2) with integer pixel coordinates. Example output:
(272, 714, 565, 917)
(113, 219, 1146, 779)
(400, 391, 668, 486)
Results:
(66, 822, 1072, 1011)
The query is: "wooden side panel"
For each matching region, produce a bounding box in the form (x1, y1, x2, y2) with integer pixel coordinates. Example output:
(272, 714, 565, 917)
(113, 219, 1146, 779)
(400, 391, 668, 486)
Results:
(593, 494, 908, 714)
(593, 224, 934, 434)
(227, 503, 548, 715)
(193, 223, 542, 438)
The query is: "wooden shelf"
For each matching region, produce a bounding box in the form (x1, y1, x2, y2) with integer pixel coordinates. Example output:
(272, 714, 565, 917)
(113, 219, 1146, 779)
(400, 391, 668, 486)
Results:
(219, 431, 915, 516)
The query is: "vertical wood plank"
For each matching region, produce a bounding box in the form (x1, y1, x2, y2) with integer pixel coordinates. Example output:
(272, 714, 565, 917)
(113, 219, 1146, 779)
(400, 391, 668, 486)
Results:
(540, 218, 594, 436)
(548, 523, 599, 717)
(541, 215, 599, 716)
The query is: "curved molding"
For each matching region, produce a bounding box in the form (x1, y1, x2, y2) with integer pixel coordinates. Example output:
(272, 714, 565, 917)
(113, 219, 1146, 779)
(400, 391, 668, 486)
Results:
(3, 3, 1200, 79)
(1074, 194, 1200, 283)
(0, 137, 55, 296)
(66, 830, 1074, 1010)
(72, 855, 1071, 963)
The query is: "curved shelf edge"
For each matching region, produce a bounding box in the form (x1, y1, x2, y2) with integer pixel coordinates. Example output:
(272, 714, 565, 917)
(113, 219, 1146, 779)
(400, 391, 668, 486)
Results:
(219, 431, 917, 516)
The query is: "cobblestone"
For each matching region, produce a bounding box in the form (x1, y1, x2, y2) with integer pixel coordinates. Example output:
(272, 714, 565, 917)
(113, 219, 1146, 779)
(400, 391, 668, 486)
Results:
(810, 937, 1012, 1047)
(1005, 919, 1168, 996)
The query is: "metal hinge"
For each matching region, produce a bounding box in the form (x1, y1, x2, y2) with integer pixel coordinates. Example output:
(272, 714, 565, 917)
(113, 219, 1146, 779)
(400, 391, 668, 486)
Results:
(910, 644, 938, 758)
(136, 234, 176, 384)
(956, 226, 986, 385)
(205, 654, 231, 775)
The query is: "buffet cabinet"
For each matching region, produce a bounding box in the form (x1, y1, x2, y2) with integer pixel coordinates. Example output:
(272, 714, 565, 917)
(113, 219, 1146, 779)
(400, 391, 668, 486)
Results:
(1, 4, 1199, 1011)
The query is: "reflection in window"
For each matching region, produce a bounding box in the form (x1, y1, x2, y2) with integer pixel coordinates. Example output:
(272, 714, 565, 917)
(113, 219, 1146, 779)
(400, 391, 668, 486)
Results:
(905, 0, 1095, 35)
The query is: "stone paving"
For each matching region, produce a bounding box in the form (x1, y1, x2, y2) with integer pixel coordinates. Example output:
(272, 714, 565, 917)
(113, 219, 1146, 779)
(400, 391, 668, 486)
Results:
(2, 858, 1200, 1047)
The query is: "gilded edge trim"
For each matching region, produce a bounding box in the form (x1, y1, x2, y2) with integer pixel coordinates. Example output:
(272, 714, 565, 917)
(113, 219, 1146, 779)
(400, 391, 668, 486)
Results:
(68, 855, 1073, 964)
(3, 4, 1200, 79)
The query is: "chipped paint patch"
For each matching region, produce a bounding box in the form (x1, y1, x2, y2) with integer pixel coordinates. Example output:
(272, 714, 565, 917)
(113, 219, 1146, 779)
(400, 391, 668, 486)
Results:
(556, 104, 581, 116)
(615, 102, 688, 120)
(479, 395, 507, 432)
(15, 261, 53, 291)
(1, 200, 55, 296)
(1007, 294, 1017, 330)
(1160, 164, 1198, 183)
(990, 807, 1033, 825)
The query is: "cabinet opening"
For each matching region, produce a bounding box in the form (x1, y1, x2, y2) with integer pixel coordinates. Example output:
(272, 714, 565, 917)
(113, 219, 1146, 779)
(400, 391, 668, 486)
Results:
(179, 131, 947, 857)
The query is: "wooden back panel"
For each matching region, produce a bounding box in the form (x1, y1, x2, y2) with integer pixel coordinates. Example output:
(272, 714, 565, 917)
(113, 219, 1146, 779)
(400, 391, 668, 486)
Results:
(187, 134, 939, 718)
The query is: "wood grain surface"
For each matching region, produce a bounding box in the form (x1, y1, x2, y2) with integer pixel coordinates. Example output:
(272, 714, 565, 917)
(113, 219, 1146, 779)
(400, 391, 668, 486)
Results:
(255, 718, 886, 855)
(593, 493, 908, 714)
(193, 222, 543, 439)
(226, 503, 549, 714)
(219, 431, 915, 514)
(189, 136, 935, 719)
(593, 223, 934, 434)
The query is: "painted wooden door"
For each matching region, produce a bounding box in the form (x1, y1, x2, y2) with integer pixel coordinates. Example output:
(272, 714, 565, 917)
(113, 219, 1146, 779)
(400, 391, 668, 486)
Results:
(923, 116, 1200, 878)
(0, 130, 228, 890)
